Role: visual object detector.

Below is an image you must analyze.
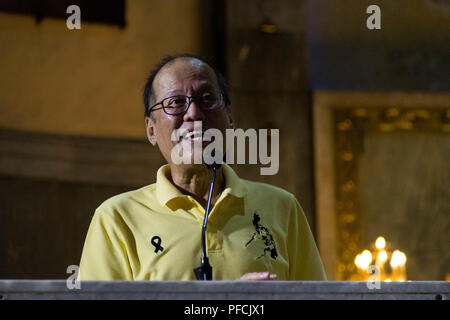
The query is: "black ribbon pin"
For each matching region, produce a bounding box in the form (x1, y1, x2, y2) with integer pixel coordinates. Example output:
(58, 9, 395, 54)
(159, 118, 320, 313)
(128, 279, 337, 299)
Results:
(151, 236, 164, 254)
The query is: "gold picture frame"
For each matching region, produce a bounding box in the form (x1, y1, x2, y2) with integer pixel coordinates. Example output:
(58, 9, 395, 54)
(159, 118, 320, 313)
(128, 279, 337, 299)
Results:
(313, 91, 450, 280)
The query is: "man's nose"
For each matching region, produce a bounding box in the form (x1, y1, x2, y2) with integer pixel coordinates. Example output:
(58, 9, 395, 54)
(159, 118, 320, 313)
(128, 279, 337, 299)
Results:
(183, 98, 205, 121)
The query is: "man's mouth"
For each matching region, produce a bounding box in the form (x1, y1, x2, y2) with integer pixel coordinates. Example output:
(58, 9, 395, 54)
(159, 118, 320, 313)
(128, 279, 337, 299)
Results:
(182, 130, 203, 141)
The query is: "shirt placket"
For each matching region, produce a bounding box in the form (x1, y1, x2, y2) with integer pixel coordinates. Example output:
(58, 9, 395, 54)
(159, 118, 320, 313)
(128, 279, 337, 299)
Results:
(188, 197, 223, 252)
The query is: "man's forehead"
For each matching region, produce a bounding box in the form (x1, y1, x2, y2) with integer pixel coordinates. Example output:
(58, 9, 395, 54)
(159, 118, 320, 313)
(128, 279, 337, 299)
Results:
(153, 58, 217, 96)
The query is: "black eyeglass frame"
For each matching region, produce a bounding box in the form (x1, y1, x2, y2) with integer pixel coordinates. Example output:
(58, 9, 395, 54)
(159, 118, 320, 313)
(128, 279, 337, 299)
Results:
(147, 91, 226, 116)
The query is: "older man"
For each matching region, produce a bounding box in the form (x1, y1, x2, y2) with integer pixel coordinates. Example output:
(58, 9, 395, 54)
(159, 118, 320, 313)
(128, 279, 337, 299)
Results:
(78, 54, 326, 281)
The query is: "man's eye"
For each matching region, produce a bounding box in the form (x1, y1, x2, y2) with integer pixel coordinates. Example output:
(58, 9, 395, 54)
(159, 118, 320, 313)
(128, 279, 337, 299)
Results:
(201, 93, 216, 103)
(167, 97, 186, 106)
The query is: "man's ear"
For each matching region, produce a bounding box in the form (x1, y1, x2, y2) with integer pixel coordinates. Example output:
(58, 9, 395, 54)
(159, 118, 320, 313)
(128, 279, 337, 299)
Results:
(145, 117, 158, 146)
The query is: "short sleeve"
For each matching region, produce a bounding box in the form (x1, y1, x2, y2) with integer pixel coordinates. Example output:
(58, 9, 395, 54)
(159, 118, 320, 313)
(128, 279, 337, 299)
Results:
(288, 198, 327, 280)
(78, 209, 134, 280)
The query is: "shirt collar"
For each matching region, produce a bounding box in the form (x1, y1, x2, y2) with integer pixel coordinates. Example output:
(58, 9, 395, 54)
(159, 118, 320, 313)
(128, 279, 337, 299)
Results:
(155, 163, 248, 207)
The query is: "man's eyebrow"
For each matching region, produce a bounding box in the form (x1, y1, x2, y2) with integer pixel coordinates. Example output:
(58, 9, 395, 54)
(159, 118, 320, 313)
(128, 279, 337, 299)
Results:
(164, 85, 217, 97)
(164, 90, 185, 97)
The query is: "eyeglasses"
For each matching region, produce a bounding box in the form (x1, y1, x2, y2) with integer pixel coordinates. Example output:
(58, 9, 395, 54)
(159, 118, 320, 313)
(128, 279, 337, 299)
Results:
(148, 91, 225, 116)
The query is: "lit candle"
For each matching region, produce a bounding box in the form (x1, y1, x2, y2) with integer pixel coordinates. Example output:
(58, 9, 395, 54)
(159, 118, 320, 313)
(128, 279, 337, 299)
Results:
(390, 250, 407, 281)
(355, 250, 372, 280)
(375, 236, 386, 251)
(374, 237, 387, 280)
(376, 250, 388, 280)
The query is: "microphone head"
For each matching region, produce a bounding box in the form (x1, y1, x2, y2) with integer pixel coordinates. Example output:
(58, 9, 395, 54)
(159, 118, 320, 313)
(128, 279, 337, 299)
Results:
(205, 162, 222, 170)
(205, 149, 223, 170)
(205, 161, 222, 170)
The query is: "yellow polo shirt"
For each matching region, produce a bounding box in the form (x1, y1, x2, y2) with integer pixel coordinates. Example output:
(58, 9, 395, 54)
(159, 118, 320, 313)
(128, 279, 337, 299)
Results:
(78, 164, 326, 280)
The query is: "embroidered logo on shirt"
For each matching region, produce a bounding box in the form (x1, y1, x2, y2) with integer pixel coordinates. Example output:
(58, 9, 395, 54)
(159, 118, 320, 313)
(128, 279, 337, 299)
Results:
(245, 212, 278, 260)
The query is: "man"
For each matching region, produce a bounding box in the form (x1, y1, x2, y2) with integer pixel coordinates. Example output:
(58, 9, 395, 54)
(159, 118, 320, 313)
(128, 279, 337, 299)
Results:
(78, 54, 326, 281)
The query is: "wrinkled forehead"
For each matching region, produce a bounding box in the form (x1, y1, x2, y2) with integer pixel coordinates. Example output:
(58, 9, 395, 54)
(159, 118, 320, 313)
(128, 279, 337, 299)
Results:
(153, 58, 218, 99)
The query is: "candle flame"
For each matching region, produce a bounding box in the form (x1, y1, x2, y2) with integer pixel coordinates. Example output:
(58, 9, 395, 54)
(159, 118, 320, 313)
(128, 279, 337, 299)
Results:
(375, 236, 386, 249)
(378, 250, 388, 263)
(355, 250, 373, 269)
(390, 250, 407, 267)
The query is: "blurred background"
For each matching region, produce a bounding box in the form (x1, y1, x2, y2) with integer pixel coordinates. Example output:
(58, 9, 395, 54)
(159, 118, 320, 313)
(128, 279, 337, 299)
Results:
(0, 0, 448, 280)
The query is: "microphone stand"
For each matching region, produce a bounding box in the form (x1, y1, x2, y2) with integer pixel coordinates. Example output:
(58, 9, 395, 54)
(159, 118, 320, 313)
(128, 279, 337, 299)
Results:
(193, 161, 221, 280)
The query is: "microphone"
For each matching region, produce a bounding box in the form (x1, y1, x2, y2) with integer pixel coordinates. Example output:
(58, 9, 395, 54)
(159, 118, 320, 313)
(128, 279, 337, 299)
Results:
(193, 150, 222, 280)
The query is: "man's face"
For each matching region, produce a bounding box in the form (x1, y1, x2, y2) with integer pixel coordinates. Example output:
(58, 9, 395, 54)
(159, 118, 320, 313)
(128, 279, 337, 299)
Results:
(145, 58, 232, 168)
